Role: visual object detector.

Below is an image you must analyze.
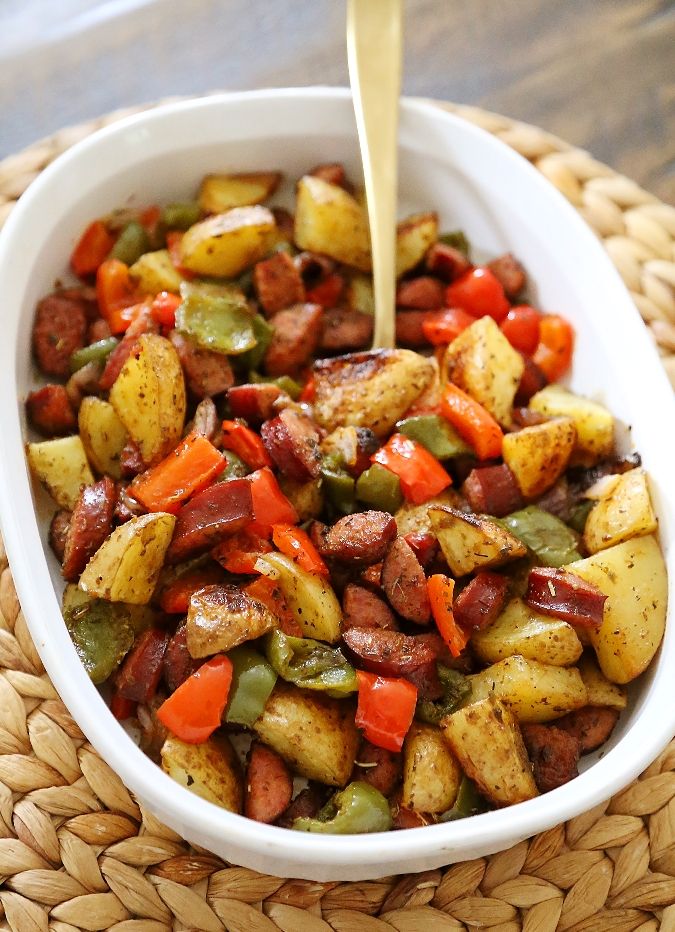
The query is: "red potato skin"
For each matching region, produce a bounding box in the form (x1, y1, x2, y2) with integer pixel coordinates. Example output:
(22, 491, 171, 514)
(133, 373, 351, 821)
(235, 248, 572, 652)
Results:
(342, 627, 441, 676)
(162, 624, 200, 693)
(26, 384, 77, 436)
(49, 510, 71, 563)
(395, 311, 429, 348)
(342, 583, 397, 630)
(227, 383, 282, 425)
(116, 628, 170, 703)
(169, 330, 234, 399)
(319, 307, 373, 353)
(462, 464, 524, 518)
(245, 742, 294, 824)
(264, 303, 323, 377)
(488, 253, 526, 298)
(253, 251, 305, 316)
(99, 308, 159, 391)
(525, 567, 607, 628)
(396, 277, 445, 310)
(260, 408, 322, 481)
(165, 477, 253, 563)
(61, 477, 116, 582)
(453, 572, 509, 630)
(556, 706, 620, 754)
(521, 722, 580, 792)
(381, 536, 431, 624)
(316, 511, 397, 564)
(32, 291, 89, 378)
(309, 162, 348, 188)
(425, 243, 471, 282)
(352, 739, 402, 796)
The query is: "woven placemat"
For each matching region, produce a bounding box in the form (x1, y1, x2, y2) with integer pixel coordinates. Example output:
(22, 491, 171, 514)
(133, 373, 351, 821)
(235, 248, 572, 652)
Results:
(0, 97, 674, 932)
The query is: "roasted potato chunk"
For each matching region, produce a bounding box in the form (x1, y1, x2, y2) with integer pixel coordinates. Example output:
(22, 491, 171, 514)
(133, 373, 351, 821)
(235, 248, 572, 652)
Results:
(529, 385, 614, 465)
(583, 468, 657, 554)
(567, 535, 667, 684)
(469, 655, 588, 722)
(472, 597, 583, 667)
(402, 722, 462, 813)
(109, 333, 186, 465)
(444, 316, 524, 427)
(441, 696, 538, 806)
(502, 418, 576, 498)
(278, 476, 324, 522)
(253, 682, 360, 786)
(256, 552, 341, 643)
(429, 506, 527, 576)
(180, 206, 276, 277)
(396, 212, 438, 277)
(78, 512, 176, 605)
(129, 249, 183, 295)
(161, 733, 243, 812)
(27, 435, 94, 510)
(577, 653, 627, 711)
(294, 175, 371, 271)
(78, 397, 127, 480)
(199, 171, 281, 212)
(186, 585, 277, 658)
(313, 349, 435, 438)
(394, 488, 465, 537)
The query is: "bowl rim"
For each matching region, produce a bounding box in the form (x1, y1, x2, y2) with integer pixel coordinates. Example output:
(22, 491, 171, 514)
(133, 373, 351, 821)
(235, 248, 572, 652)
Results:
(1, 85, 674, 874)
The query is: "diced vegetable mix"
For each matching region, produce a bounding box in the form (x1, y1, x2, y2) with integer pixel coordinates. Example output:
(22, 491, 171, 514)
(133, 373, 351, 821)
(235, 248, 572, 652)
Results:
(26, 161, 666, 833)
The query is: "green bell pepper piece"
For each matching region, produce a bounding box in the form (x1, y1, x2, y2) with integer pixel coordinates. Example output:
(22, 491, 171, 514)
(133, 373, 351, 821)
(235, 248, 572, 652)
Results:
(250, 371, 302, 401)
(69, 337, 119, 374)
(568, 499, 594, 534)
(162, 201, 202, 230)
(239, 314, 274, 370)
(499, 506, 581, 567)
(416, 664, 471, 725)
(176, 292, 256, 355)
(218, 450, 250, 480)
(438, 230, 471, 258)
(64, 598, 134, 685)
(109, 221, 150, 266)
(225, 646, 277, 727)
(265, 629, 358, 696)
(439, 776, 488, 822)
(321, 466, 356, 515)
(180, 279, 246, 301)
(293, 782, 392, 834)
(397, 414, 472, 460)
(355, 463, 403, 514)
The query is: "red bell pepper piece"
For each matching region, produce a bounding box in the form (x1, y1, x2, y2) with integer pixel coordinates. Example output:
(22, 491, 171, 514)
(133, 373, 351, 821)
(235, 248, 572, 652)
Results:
(525, 567, 607, 628)
(157, 654, 233, 744)
(500, 305, 541, 355)
(151, 291, 182, 329)
(159, 566, 225, 613)
(244, 576, 303, 637)
(139, 204, 161, 236)
(131, 431, 224, 512)
(305, 272, 344, 308)
(355, 670, 418, 753)
(247, 467, 298, 533)
(421, 307, 474, 345)
(440, 384, 504, 460)
(299, 374, 316, 403)
(222, 420, 272, 471)
(110, 691, 136, 721)
(372, 433, 451, 505)
(445, 267, 510, 322)
(272, 523, 328, 576)
(96, 259, 141, 333)
(212, 530, 273, 574)
(532, 315, 575, 382)
(71, 220, 115, 278)
(427, 574, 469, 658)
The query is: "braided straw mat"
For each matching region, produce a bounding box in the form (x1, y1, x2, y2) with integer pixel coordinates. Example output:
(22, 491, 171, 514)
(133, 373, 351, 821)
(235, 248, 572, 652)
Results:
(0, 98, 674, 932)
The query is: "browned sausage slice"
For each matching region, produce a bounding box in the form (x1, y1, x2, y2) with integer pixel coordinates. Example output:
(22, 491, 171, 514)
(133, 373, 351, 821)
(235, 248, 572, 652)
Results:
(381, 536, 431, 624)
(245, 742, 294, 824)
(396, 276, 444, 309)
(264, 303, 323, 377)
(227, 383, 282, 425)
(342, 583, 396, 630)
(49, 510, 71, 563)
(33, 291, 89, 378)
(253, 251, 305, 316)
(116, 629, 170, 703)
(425, 243, 471, 282)
(462, 464, 524, 518)
(319, 307, 373, 353)
(555, 706, 620, 754)
(260, 408, 322, 481)
(318, 511, 397, 564)
(61, 477, 116, 581)
(26, 385, 77, 436)
(515, 357, 548, 406)
(342, 627, 440, 676)
(488, 253, 526, 298)
(453, 572, 509, 630)
(162, 624, 200, 693)
(525, 567, 607, 628)
(87, 318, 112, 343)
(276, 784, 328, 828)
(390, 789, 434, 829)
(169, 330, 234, 398)
(352, 739, 402, 796)
(521, 722, 580, 792)
(395, 310, 429, 348)
(166, 478, 253, 563)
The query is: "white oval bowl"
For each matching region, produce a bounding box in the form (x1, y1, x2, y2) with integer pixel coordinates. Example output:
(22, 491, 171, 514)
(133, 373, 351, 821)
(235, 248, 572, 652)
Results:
(0, 88, 674, 882)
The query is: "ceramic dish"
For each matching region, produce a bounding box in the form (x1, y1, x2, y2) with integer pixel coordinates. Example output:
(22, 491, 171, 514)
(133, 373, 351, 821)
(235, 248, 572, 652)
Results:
(0, 88, 673, 881)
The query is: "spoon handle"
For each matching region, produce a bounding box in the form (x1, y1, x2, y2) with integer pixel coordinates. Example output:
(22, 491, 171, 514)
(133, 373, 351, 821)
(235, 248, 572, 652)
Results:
(347, 0, 402, 350)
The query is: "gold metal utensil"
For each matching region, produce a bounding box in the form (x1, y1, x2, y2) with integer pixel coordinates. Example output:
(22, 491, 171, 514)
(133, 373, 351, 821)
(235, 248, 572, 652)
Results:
(346, 0, 403, 349)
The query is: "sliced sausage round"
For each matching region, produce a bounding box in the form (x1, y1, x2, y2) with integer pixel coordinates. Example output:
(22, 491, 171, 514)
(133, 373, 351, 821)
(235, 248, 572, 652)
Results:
(61, 477, 116, 581)
(381, 536, 431, 624)
(342, 583, 396, 631)
(49, 510, 71, 563)
(319, 511, 397, 564)
(169, 330, 234, 398)
(352, 739, 402, 796)
(555, 706, 620, 754)
(521, 722, 580, 792)
(26, 385, 77, 436)
(342, 627, 440, 676)
(260, 408, 322, 481)
(245, 742, 294, 824)
(319, 308, 373, 353)
(33, 291, 88, 378)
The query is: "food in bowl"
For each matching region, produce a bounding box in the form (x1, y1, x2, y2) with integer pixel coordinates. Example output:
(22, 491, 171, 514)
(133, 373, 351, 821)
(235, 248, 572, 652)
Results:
(24, 159, 667, 834)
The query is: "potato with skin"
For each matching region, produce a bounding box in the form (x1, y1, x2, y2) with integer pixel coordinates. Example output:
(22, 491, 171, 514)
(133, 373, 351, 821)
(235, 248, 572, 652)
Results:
(313, 349, 435, 438)
(199, 171, 281, 212)
(396, 212, 438, 277)
(402, 722, 462, 813)
(502, 417, 576, 499)
(294, 175, 371, 271)
(529, 384, 614, 465)
(472, 597, 583, 667)
(429, 506, 527, 576)
(27, 435, 94, 510)
(469, 655, 588, 723)
(444, 316, 524, 427)
(109, 333, 186, 465)
(186, 585, 277, 658)
(78, 512, 175, 605)
(441, 696, 538, 806)
(278, 476, 324, 522)
(180, 206, 277, 277)
(161, 733, 243, 812)
(394, 488, 465, 537)
(255, 552, 341, 643)
(78, 397, 127, 480)
(566, 535, 667, 684)
(129, 249, 183, 295)
(253, 682, 360, 786)
(583, 468, 657, 554)
(577, 653, 627, 711)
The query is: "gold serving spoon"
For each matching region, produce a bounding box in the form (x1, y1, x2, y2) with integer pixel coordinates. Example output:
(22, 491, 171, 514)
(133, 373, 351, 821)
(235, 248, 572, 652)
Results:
(346, 0, 403, 349)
